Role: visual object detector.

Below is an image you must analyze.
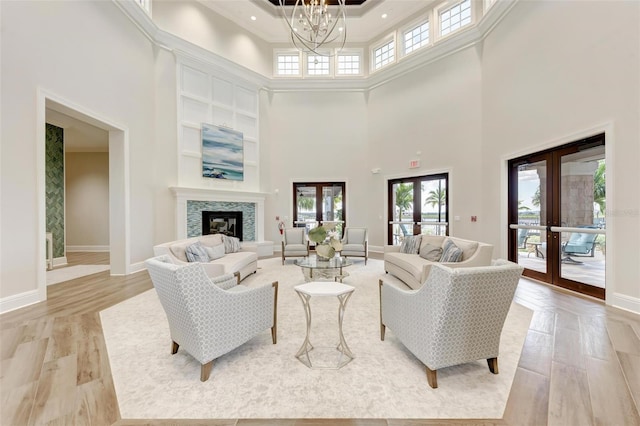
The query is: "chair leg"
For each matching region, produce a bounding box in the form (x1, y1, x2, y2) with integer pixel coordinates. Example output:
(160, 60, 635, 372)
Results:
(271, 281, 278, 344)
(378, 279, 385, 341)
(200, 361, 213, 382)
(426, 366, 438, 388)
(171, 341, 179, 354)
(487, 357, 499, 374)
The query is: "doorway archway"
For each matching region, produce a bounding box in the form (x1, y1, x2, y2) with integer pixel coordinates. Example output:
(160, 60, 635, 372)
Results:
(37, 89, 130, 301)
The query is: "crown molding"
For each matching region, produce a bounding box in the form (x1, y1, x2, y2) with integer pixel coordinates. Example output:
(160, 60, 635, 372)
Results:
(113, 0, 518, 93)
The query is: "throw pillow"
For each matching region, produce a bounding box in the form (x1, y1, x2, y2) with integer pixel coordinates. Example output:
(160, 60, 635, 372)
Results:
(185, 241, 210, 263)
(204, 244, 225, 260)
(222, 235, 242, 253)
(419, 243, 443, 261)
(440, 239, 463, 262)
(400, 235, 422, 254)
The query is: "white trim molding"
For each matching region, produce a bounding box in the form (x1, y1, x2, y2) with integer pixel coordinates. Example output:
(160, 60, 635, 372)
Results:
(66, 245, 110, 252)
(610, 293, 640, 315)
(0, 290, 41, 314)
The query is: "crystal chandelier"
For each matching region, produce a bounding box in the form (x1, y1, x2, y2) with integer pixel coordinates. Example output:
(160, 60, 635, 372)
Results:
(279, 0, 347, 56)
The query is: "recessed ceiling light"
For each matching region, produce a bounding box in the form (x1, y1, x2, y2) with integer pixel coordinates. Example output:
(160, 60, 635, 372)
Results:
(381, 13, 388, 19)
(250, 15, 257, 21)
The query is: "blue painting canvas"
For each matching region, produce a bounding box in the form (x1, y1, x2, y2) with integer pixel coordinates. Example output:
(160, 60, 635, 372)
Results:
(201, 123, 244, 181)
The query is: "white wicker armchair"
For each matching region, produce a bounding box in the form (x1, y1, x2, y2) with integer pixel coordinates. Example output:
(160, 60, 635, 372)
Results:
(145, 255, 278, 381)
(379, 259, 523, 388)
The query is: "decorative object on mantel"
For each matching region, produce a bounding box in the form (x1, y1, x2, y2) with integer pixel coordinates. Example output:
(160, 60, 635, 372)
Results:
(201, 123, 244, 181)
(308, 225, 343, 260)
(278, 0, 347, 57)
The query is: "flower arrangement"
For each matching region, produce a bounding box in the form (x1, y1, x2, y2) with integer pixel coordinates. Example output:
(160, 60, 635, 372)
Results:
(308, 225, 343, 260)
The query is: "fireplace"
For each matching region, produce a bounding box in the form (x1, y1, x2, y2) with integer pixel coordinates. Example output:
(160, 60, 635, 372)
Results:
(202, 211, 243, 241)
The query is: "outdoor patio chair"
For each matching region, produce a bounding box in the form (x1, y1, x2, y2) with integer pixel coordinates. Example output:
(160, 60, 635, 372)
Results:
(561, 225, 599, 264)
(517, 228, 530, 249)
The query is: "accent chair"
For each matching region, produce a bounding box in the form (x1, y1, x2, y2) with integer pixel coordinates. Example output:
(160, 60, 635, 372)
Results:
(281, 227, 309, 265)
(379, 259, 523, 388)
(145, 255, 278, 382)
(340, 227, 368, 264)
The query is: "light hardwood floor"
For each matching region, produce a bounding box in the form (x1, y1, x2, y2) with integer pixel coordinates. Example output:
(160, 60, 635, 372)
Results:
(1, 252, 639, 426)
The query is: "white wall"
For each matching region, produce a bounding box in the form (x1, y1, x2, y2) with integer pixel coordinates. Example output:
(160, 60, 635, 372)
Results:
(65, 152, 110, 249)
(481, 0, 640, 307)
(367, 46, 484, 248)
(153, 47, 179, 245)
(260, 90, 369, 243)
(0, 1, 165, 301)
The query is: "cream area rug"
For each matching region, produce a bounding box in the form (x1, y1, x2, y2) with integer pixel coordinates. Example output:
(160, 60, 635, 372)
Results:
(100, 258, 532, 419)
(47, 264, 110, 285)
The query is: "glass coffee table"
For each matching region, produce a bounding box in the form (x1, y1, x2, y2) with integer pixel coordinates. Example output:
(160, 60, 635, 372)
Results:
(295, 256, 353, 282)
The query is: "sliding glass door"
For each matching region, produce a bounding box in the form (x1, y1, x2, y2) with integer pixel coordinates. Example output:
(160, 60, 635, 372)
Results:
(508, 134, 606, 299)
(388, 174, 448, 245)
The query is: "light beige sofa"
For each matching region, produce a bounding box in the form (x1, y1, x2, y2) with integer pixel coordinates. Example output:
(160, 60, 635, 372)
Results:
(384, 235, 493, 289)
(153, 234, 258, 282)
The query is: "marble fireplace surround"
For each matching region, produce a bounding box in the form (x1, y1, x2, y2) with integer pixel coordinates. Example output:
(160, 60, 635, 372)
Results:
(170, 187, 267, 242)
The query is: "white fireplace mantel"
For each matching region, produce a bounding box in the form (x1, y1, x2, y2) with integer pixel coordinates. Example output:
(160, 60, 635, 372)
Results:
(170, 186, 269, 241)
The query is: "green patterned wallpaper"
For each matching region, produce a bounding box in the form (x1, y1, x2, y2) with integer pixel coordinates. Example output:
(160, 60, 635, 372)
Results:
(46, 124, 65, 258)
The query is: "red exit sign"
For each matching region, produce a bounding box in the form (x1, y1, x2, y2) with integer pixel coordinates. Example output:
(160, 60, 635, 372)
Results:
(409, 160, 420, 168)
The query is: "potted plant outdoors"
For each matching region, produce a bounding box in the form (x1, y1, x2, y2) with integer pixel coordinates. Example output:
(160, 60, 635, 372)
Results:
(308, 225, 343, 261)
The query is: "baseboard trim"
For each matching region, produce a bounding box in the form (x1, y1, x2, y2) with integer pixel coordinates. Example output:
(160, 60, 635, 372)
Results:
(129, 261, 147, 274)
(610, 292, 640, 315)
(66, 245, 110, 252)
(53, 257, 67, 267)
(0, 289, 42, 314)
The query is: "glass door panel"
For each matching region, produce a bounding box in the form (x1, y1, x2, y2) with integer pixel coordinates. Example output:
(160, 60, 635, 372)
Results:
(558, 146, 606, 292)
(512, 158, 548, 276)
(295, 185, 318, 235)
(390, 182, 414, 245)
(420, 177, 448, 236)
(322, 185, 344, 235)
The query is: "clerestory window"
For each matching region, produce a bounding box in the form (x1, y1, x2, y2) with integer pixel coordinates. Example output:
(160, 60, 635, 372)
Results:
(373, 39, 395, 71)
(276, 53, 301, 76)
(404, 21, 430, 55)
(307, 55, 331, 76)
(336, 53, 361, 76)
(440, 0, 472, 37)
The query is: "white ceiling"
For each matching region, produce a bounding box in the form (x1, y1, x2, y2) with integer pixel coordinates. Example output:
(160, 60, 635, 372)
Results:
(197, 0, 439, 44)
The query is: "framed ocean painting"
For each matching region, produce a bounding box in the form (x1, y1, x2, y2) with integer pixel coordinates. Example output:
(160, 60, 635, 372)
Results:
(201, 123, 244, 181)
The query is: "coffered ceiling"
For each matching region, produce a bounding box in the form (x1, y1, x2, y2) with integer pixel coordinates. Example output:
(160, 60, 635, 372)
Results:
(197, 0, 439, 44)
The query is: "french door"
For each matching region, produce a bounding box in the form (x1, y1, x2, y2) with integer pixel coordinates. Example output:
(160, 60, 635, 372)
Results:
(387, 173, 448, 245)
(508, 134, 606, 299)
(293, 182, 345, 238)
